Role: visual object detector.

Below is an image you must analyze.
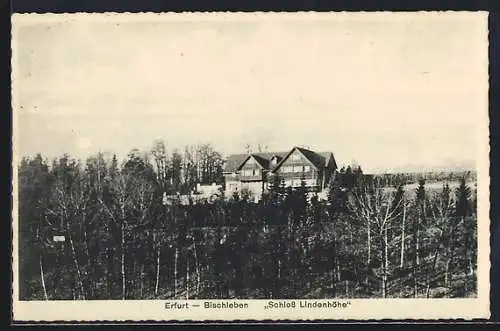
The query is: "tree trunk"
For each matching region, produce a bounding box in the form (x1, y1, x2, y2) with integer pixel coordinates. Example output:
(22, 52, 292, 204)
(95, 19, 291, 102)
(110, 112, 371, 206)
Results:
(445, 230, 455, 288)
(106, 248, 112, 299)
(426, 242, 440, 298)
(381, 274, 387, 298)
(140, 264, 144, 298)
(469, 256, 474, 276)
(425, 273, 431, 298)
(155, 246, 161, 297)
(445, 260, 451, 288)
(416, 226, 420, 266)
(121, 222, 126, 300)
(382, 227, 388, 298)
(413, 258, 418, 298)
(39, 253, 48, 300)
(413, 213, 421, 298)
(174, 246, 179, 299)
(67, 227, 86, 300)
(400, 202, 406, 268)
(186, 254, 190, 300)
(367, 219, 371, 265)
(193, 240, 201, 296)
(82, 225, 94, 298)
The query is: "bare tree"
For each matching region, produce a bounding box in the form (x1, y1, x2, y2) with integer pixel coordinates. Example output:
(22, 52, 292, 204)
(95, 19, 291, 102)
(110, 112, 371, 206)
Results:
(48, 157, 88, 300)
(350, 186, 404, 298)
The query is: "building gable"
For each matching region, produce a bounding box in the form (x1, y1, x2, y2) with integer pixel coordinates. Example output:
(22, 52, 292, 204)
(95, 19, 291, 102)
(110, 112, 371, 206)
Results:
(273, 147, 320, 173)
(225, 149, 336, 174)
(322, 152, 337, 170)
(237, 154, 267, 171)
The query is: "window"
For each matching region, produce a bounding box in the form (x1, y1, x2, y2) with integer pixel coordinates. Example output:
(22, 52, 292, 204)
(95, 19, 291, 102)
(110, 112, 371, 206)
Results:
(291, 154, 301, 161)
(304, 165, 310, 172)
(293, 165, 302, 173)
(282, 166, 293, 173)
(241, 169, 259, 177)
(305, 179, 316, 187)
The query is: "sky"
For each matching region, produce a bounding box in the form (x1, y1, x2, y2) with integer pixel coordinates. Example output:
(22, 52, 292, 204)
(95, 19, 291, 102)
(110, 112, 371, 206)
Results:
(12, 13, 488, 173)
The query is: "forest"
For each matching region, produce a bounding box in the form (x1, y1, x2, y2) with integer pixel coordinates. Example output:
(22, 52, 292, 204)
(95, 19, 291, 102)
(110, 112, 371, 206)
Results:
(17, 140, 477, 300)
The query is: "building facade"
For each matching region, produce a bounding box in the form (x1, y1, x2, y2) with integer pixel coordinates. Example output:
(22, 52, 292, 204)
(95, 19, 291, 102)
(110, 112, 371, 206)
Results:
(223, 147, 338, 200)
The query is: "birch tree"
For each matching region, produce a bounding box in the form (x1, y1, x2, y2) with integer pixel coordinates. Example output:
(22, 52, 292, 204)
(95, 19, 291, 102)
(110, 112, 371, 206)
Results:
(351, 186, 404, 297)
(49, 155, 87, 300)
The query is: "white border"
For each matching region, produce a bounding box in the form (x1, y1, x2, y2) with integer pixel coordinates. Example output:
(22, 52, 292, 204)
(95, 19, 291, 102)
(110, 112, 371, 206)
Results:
(11, 11, 490, 321)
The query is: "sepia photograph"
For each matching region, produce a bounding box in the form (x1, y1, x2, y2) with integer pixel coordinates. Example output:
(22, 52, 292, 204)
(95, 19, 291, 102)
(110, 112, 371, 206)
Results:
(11, 12, 489, 321)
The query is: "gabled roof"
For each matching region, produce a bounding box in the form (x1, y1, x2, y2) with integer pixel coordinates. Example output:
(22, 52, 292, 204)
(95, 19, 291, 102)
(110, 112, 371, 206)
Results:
(321, 152, 338, 169)
(252, 152, 288, 171)
(223, 154, 248, 173)
(223, 151, 288, 173)
(272, 147, 337, 173)
(223, 148, 337, 173)
(236, 154, 269, 170)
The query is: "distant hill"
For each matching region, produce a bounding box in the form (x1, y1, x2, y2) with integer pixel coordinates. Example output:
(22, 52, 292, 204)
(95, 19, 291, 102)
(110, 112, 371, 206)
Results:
(367, 158, 476, 175)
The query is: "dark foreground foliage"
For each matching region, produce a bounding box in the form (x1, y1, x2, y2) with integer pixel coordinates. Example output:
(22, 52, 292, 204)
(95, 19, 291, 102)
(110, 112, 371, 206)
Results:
(18, 148, 477, 300)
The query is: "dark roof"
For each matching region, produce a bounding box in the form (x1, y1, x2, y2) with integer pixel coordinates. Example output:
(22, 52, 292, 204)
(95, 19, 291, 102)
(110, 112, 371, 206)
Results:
(223, 148, 336, 173)
(223, 151, 288, 173)
(234, 154, 270, 170)
(272, 147, 337, 172)
(223, 154, 248, 173)
(297, 147, 327, 169)
(253, 152, 288, 171)
(251, 154, 270, 169)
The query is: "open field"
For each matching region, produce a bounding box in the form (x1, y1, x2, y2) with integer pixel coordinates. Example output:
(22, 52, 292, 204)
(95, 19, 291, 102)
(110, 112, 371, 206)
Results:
(381, 179, 477, 199)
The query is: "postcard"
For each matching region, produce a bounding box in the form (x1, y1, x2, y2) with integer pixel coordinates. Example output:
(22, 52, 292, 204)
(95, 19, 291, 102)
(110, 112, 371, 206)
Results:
(11, 11, 490, 321)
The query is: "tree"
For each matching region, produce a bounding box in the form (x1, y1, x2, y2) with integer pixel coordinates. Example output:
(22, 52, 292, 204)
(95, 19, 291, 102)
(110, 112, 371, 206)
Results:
(391, 185, 407, 269)
(18, 154, 54, 300)
(197, 144, 224, 185)
(411, 179, 427, 296)
(17, 150, 479, 300)
(343, 166, 354, 191)
(171, 149, 183, 192)
(454, 178, 476, 293)
(455, 178, 472, 218)
(425, 183, 455, 297)
(48, 155, 87, 299)
(350, 184, 404, 298)
(151, 140, 171, 193)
